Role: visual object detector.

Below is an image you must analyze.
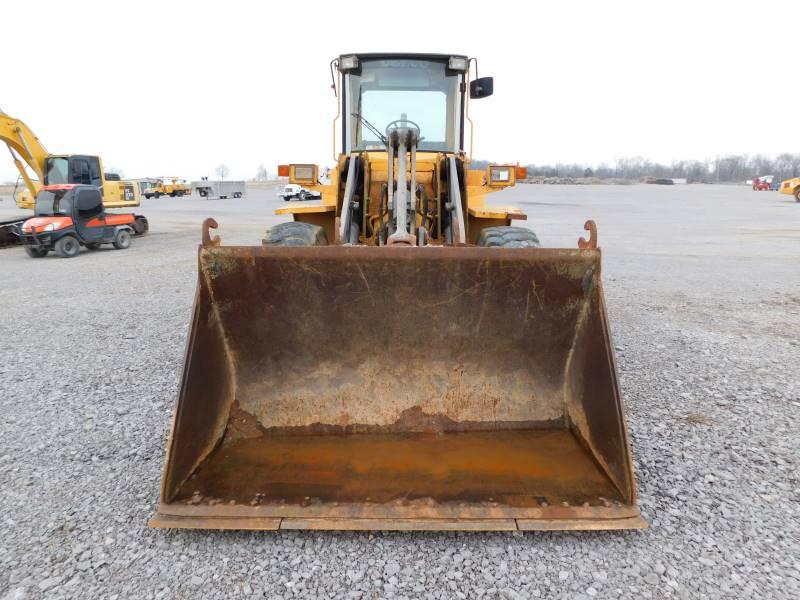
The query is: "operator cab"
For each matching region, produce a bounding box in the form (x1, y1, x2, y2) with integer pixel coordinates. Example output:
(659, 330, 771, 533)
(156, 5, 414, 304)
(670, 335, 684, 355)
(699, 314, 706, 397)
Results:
(43, 155, 103, 187)
(338, 53, 493, 155)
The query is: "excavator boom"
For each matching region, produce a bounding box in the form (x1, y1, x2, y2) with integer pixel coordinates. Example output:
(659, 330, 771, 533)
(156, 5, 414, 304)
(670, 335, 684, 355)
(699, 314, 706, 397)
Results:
(0, 110, 48, 198)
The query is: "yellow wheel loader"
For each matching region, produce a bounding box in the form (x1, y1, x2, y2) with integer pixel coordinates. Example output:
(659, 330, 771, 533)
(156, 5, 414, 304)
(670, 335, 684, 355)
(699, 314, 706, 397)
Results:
(151, 54, 645, 532)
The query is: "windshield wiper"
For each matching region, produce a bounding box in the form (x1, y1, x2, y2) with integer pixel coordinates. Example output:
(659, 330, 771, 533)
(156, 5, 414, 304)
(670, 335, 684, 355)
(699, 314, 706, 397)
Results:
(351, 113, 387, 145)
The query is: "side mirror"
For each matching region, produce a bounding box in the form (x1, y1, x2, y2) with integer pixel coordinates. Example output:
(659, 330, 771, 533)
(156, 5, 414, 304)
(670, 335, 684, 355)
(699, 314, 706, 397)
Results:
(470, 77, 494, 99)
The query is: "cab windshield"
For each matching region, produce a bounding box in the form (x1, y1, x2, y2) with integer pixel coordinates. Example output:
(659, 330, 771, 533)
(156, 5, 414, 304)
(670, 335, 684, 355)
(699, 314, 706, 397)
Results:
(34, 190, 72, 216)
(346, 58, 462, 152)
(45, 157, 70, 185)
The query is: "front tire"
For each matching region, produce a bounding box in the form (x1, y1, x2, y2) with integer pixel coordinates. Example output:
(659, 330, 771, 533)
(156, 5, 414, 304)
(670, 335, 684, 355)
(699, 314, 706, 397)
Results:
(795, 188, 800, 203)
(476, 226, 540, 248)
(55, 235, 80, 258)
(262, 221, 328, 246)
(113, 229, 131, 249)
(24, 245, 48, 258)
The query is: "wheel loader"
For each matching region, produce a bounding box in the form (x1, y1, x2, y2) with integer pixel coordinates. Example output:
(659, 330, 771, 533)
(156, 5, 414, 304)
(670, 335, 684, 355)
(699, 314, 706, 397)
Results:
(151, 53, 646, 531)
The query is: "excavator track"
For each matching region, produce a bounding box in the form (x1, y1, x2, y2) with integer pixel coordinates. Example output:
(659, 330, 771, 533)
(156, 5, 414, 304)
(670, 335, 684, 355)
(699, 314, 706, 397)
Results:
(0, 216, 26, 248)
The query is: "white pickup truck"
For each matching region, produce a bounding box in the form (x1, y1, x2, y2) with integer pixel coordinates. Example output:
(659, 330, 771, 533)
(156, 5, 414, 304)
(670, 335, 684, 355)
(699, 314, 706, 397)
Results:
(278, 184, 321, 201)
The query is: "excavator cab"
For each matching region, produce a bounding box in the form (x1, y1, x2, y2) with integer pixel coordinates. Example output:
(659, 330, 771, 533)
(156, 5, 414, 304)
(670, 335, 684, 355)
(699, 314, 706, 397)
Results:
(44, 155, 103, 187)
(151, 54, 645, 531)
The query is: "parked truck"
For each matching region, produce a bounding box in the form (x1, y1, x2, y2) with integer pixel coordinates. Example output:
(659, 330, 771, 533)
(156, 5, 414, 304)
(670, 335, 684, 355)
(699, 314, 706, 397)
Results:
(191, 178, 245, 199)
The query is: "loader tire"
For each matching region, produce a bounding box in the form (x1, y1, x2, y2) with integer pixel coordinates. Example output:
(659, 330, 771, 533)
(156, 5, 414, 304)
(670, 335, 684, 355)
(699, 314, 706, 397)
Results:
(476, 226, 540, 248)
(262, 222, 328, 246)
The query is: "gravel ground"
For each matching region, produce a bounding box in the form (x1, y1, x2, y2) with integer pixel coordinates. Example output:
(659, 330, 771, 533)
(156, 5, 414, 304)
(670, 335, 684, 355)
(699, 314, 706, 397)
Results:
(0, 183, 798, 599)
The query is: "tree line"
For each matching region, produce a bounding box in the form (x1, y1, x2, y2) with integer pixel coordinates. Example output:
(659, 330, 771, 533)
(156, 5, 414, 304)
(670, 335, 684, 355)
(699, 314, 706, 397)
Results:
(471, 154, 800, 183)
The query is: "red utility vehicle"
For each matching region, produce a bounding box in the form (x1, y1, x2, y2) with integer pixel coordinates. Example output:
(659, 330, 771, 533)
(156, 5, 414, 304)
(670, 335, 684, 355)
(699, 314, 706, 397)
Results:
(19, 184, 143, 258)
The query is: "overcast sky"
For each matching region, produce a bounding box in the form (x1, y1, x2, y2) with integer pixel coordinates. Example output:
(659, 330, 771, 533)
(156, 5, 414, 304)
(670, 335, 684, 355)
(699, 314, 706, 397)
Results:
(3, 0, 797, 182)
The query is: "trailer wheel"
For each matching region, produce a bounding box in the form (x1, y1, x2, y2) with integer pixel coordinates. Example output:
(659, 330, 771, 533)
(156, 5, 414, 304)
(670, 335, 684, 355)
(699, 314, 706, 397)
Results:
(113, 230, 131, 250)
(55, 235, 80, 258)
(24, 246, 48, 258)
(476, 226, 540, 248)
(262, 222, 328, 246)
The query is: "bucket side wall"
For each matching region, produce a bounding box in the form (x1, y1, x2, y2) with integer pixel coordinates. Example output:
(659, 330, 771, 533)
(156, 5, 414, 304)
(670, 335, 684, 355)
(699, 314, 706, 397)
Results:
(563, 283, 635, 504)
(162, 280, 237, 502)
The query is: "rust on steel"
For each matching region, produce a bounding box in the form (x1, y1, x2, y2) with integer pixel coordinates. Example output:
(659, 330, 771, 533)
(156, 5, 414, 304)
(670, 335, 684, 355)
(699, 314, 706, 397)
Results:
(150, 230, 645, 531)
(578, 219, 598, 249)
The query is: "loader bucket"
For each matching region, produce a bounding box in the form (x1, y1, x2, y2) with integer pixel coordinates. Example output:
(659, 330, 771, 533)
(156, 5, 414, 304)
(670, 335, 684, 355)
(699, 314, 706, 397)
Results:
(150, 229, 645, 531)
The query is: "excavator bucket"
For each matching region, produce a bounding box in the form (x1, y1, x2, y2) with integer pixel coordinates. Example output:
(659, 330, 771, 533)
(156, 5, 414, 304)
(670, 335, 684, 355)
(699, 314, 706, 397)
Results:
(150, 222, 645, 531)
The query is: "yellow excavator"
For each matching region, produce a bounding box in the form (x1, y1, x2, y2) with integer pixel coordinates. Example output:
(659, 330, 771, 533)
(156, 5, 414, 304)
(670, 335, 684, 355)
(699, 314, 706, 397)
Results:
(151, 53, 645, 532)
(0, 110, 148, 245)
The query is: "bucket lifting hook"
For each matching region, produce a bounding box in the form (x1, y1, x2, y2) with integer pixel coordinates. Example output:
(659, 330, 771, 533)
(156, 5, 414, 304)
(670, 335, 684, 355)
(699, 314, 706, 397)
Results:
(578, 219, 597, 249)
(202, 218, 221, 247)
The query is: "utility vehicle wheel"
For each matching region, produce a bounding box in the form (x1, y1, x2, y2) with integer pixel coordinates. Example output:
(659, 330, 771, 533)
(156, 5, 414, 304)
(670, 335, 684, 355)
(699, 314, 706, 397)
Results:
(144, 194, 152, 200)
(476, 226, 540, 248)
(85, 242, 102, 250)
(24, 246, 48, 258)
(132, 216, 149, 235)
(113, 230, 131, 250)
(199, 190, 207, 197)
(262, 221, 328, 246)
(154, 192, 162, 199)
(299, 191, 308, 201)
(55, 235, 80, 258)
(795, 189, 800, 203)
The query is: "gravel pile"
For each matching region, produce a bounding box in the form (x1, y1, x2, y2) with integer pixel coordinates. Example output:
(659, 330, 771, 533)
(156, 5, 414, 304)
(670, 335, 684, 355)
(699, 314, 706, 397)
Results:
(0, 185, 798, 599)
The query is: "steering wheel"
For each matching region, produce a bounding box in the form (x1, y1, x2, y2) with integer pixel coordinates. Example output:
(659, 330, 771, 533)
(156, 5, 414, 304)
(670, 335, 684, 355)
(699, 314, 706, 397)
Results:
(385, 119, 421, 136)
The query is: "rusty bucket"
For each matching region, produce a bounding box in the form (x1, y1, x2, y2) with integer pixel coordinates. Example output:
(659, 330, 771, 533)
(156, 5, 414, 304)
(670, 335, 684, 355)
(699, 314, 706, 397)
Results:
(150, 223, 645, 531)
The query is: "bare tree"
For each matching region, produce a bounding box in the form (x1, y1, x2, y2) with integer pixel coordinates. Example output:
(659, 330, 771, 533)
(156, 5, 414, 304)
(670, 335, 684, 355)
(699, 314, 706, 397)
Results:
(216, 164, 230, 181)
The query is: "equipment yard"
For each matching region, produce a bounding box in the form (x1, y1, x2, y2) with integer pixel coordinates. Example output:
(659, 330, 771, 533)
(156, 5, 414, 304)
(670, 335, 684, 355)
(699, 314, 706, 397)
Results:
(0, 182, 797, 599)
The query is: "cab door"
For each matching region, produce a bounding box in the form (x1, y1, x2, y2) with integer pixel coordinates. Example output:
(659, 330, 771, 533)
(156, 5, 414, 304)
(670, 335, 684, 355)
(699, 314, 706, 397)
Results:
(74, 188, 107, 243)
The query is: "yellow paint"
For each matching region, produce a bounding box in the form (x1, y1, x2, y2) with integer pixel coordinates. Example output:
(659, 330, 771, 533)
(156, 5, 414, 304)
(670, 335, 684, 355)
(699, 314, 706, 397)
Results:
(0, 111, 140, 211)
(147, 177, 191, 197)
(779, 177, 800, 199)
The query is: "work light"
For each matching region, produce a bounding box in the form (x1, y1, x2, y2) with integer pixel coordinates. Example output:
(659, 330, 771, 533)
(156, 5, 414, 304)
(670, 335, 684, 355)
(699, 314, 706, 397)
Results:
(339, 55, 359, 71)
(448, 56, 468, 72)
